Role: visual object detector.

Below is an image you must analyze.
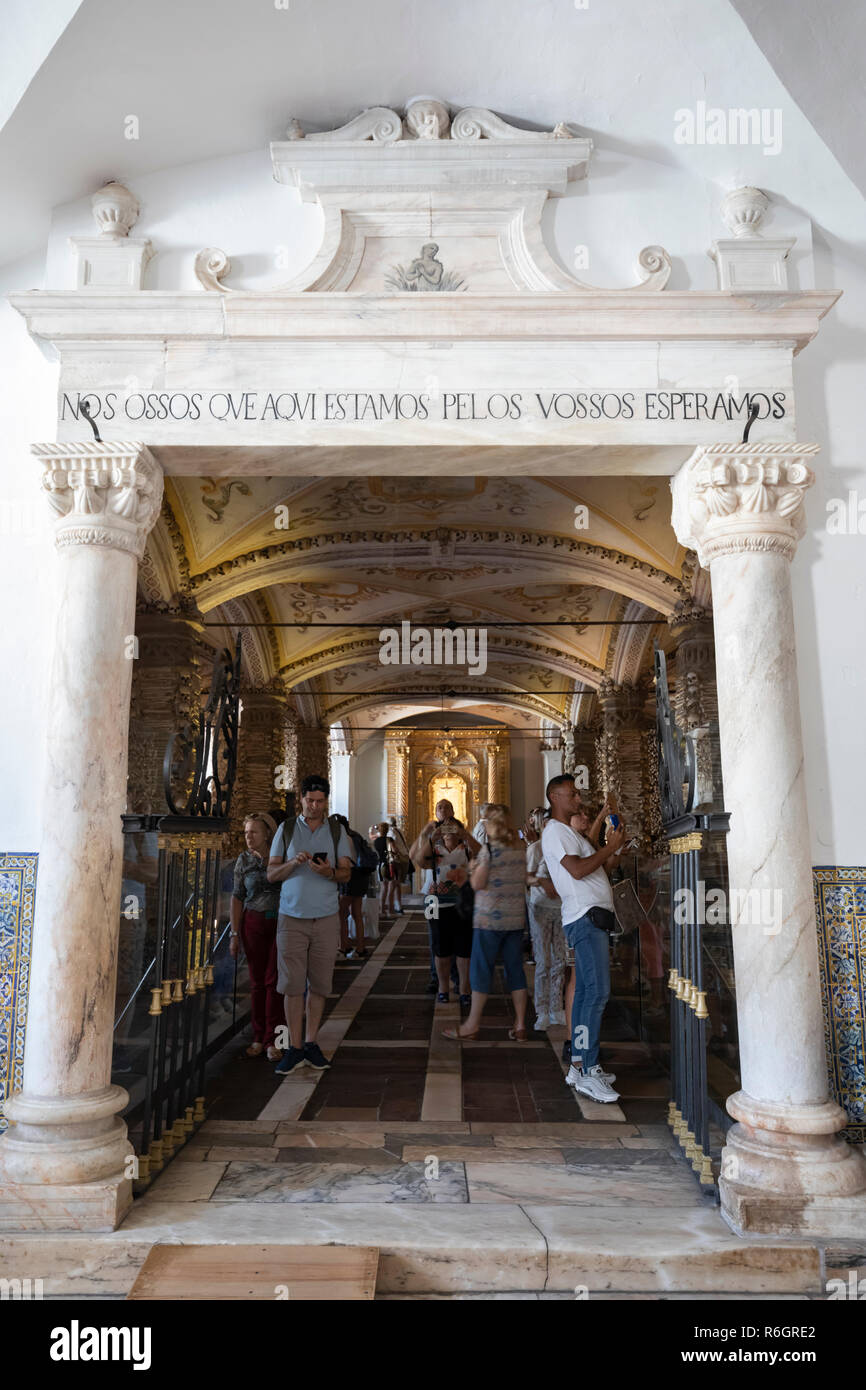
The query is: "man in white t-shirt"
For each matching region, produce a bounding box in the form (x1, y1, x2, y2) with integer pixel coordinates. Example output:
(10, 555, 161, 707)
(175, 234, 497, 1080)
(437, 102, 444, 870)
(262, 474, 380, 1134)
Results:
(541, 774, 626, 1104)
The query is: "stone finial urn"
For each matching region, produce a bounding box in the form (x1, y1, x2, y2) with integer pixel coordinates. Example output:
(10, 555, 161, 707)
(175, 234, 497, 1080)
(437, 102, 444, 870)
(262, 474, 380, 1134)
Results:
(91, 181, 140, 238)
(720, 186, 769, 238)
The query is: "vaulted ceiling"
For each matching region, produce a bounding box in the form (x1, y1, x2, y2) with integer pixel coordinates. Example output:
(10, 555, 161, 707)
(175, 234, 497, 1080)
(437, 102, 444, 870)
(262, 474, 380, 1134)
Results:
(141, 471, 695, 740)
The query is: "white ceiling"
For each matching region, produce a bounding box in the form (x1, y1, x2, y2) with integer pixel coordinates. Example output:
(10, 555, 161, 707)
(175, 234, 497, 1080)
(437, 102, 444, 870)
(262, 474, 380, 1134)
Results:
(1, 0, 861, 268)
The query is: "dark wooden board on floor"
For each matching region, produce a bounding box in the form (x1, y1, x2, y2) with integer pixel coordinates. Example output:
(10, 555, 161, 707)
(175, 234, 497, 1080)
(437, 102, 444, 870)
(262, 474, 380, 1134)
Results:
(126, 1243, 379, 1300)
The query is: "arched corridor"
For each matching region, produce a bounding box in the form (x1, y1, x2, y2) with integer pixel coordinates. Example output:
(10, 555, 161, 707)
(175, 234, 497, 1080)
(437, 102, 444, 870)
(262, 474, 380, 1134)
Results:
(97, 463, 757, 1292)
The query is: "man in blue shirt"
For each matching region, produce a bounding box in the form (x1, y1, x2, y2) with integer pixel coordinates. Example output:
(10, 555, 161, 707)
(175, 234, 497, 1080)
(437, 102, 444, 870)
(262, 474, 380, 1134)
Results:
(267, 774, 354, 1074)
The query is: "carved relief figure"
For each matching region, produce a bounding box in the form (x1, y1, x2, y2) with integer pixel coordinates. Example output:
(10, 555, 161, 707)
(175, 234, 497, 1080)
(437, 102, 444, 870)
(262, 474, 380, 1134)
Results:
(408, 244, 444, 289)
(386, 243, 466, 292)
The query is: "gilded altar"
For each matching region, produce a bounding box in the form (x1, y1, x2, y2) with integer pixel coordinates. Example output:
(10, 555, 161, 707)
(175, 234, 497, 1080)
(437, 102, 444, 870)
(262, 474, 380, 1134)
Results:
(384, 726, 510, 842)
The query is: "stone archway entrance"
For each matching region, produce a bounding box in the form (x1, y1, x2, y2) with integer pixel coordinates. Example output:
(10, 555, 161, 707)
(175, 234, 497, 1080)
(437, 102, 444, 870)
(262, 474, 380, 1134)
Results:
(2, 95, 864, 1254)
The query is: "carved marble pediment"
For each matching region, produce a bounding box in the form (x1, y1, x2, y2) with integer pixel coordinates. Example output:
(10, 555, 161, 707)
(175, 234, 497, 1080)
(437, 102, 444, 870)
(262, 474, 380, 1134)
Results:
(194, 97, 668, 295)
(266, 98, 597, 293)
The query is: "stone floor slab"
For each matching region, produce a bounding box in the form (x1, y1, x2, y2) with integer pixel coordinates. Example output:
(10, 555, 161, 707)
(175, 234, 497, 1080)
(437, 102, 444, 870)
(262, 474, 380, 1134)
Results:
(469, 1122, 637, 1137)
(272, 1128, 388, 1148)
(523, 1205, 822, 1293)
(145, 1163, 227, 1202)
(118, 1203, 548, 1293)
(465, 1162, 704, 1206)
(257, 1081, 320, 1122)
(211, 1159, 469, 1204)
(561, 1147, 686, 1168)
(403, 1145, 565, 1164)
(274, 1147, 402, 1166)
(205, 1147, 279, 1164)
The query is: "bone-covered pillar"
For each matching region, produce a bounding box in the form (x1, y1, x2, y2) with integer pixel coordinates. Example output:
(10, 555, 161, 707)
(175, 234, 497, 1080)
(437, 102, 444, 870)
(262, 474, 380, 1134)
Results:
(230, 682, 289, 840)
(595, 678, 648, 847)
(296, 725, 329, 790)
(127, 602, 209, 815)
(671, 441, 866, 1235)
(0, 443, 163, 1232)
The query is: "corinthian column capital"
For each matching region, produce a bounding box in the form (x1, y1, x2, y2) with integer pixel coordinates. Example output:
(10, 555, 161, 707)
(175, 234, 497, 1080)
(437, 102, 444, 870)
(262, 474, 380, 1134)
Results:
(34, 441, 164, 558)
(670, 442, 819, 566)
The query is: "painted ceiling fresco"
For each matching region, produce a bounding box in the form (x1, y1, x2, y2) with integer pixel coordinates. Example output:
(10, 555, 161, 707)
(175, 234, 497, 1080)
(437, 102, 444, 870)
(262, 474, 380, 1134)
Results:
(145, 474, 693, 736)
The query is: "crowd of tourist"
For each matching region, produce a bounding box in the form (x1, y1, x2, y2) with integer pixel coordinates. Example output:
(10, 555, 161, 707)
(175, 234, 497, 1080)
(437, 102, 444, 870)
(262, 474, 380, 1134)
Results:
(228, 771, 629, 1103)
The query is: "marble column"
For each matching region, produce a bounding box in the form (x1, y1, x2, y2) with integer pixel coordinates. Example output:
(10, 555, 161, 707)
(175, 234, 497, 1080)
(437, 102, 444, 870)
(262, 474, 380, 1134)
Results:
(0, 442, 163, 1231)
(671, 441, 866, 1236)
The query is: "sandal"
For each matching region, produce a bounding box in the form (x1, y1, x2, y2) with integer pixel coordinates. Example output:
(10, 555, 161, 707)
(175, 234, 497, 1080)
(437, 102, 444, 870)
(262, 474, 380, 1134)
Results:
(436, 992, 449, 1004)
(508, 1027, 527, 1042)
(442, 1027, 480, 1041)
(245, 1042, 264, 1058)
(458, 993, 472, 1007)
(266, 1046, 282, 1062)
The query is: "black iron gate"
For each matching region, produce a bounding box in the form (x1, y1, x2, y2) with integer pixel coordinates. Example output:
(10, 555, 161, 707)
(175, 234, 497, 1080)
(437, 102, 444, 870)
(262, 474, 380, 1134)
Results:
(114, 636, 247, 1190)
(655, 645, 736, 1190)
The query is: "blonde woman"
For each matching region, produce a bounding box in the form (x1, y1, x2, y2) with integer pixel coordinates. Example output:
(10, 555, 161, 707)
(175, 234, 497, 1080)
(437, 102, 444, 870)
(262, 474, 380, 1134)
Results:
(231, 812, 282, 1062)
(444, 808, 528, 1041)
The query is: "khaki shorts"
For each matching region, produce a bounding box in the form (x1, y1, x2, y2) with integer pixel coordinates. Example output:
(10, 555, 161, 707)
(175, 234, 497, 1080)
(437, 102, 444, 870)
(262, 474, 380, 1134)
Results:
(276, 913, 340, 997)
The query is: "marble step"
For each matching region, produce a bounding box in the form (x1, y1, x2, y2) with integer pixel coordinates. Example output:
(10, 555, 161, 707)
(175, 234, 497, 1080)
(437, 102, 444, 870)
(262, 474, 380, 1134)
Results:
(0, 1206, 822, 1297)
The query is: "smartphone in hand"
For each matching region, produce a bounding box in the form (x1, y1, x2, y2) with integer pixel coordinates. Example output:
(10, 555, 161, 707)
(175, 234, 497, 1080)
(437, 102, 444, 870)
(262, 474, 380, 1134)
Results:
(311, 852, 328, 865)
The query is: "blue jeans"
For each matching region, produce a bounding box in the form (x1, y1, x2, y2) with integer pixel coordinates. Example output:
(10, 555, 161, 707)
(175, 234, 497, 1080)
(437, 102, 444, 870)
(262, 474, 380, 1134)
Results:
(564, 913, 610, 1069)
(470, 928, 527, 994)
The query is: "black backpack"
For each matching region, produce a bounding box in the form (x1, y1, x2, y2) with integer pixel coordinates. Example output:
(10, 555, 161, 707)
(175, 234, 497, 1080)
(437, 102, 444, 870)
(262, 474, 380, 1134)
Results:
(279, 814, 343, 863)
(353, 832, 380, 874)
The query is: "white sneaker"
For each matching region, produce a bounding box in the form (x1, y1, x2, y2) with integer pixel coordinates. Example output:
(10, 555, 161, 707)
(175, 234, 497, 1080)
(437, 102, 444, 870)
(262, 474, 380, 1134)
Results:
(586, 1063, 616, 1084)
(565, 1062, 616, 1086)
(573, 1071, 620, 1104)
(533, 1013, 550, 1031)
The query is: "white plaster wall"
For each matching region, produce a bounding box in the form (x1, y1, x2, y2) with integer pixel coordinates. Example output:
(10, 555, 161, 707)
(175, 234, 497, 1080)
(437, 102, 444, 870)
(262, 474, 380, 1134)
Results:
(328, 751, 351, 820)
(350, 733, 388, 836)
(0, 0, 865, 861)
